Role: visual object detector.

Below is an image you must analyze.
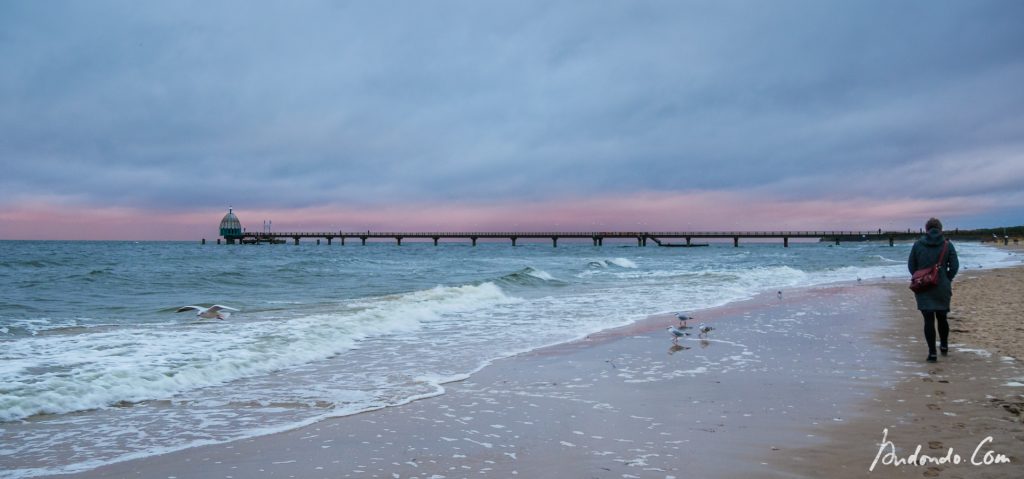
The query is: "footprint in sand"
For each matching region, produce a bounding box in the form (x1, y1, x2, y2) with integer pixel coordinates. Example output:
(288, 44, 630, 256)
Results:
(928, 441, 943, 450)
(923, 466, 942, 477)
(934, 390, 946, 397)
(927, 404, 941, 411)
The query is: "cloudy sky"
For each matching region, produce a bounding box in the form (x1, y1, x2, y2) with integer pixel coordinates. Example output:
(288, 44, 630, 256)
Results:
(1, 0, 1022, 239)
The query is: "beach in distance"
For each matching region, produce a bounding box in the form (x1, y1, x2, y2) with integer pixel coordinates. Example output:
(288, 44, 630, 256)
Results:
(2, 240, 1023, 478)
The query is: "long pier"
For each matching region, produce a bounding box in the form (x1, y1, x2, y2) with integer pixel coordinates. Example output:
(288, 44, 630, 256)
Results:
(221, 230, 934, 247)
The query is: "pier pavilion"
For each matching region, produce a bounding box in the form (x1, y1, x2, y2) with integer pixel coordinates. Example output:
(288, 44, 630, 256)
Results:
(219, 207, 243, 244)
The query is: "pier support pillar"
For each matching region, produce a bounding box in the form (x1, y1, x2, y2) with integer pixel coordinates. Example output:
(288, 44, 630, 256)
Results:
(889, 237, 894, 247)
(637, 237, 643, 247)
(642, 237, 647, 247)
(293, 237, 300, 245)
(396, 237, 402, 246)
(835, 238, 840, 246)
(316, 239, 320, 245)
(784, 237, 789, 248)
(511, 237, 517, 247)
(593, 238, 598, 246)
(598, 237, 603, 246)
(433, 237, 439, 246)
(327, 237, 332, 245)
(471, 237, 478, 247)
(686, 237, 691, 246)
(552, 237, 558, 248)
(341, 237, 345, 246)
(733, 236, 739, 247)
(360, 236, 367, 246)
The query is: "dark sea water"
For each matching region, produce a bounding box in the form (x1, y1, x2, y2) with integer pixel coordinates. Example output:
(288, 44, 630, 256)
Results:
(0, 239, 1016, 477)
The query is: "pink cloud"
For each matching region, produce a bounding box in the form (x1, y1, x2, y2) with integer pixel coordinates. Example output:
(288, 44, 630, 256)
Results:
(0, 192, 996, 240)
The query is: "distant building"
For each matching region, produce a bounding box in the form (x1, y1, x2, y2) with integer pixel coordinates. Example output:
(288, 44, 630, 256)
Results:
(219, 207, 243, 243)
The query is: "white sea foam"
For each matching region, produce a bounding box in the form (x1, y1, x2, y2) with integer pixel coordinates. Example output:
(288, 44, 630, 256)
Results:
(523, 268, 556, 281)
(587, 257, 638, 269)
(0, 282, 518, 422)
(608, 257, 638, 268)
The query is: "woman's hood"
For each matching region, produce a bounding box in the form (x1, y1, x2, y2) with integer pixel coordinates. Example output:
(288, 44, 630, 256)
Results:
(922, 228, 945, 246)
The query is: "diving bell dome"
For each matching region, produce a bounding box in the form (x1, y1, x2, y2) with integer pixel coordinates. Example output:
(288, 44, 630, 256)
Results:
(219, 207, 242, 237)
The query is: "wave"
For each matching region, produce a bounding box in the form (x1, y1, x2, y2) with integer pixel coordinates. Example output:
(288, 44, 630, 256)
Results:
(587, 257, 638, 269)
(0, 259, 62, 269)
(870, 255, 903, 264)
(496, 267, 565, 287)
(0, 282, 519, 422)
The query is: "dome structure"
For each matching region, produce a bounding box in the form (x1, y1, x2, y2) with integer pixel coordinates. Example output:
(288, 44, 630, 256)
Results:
(219, 207, 242, 238)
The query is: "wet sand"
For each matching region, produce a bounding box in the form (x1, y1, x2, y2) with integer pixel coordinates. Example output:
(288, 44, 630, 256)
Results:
(45, 267, 1024, 478)
(781, 265, 1024, 478)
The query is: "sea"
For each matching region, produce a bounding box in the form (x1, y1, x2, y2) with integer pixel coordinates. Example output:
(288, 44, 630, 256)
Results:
(0, 238, 1018, 477)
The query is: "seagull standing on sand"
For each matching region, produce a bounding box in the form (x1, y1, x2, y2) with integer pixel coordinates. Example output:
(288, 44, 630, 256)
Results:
(697, 323, 714, 337)
(676, 312, 694, 328)
(176, 305, 239, 320)
(667, 326, 690, 343)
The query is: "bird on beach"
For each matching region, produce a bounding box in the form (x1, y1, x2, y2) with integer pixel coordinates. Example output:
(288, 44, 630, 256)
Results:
(676, 312, 694, 328)
(176, 305, 239, 320)
(777, 290, 783, 300)
(667, 326, 690, 342)
(697, 323, 714, 337)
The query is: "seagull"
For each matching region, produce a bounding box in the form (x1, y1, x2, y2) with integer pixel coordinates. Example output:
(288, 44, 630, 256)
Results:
(676, 312, 694, 328)
(667, 326, 690, 342)
(176, 305, 239, 320)
(697, 323, 714, 337)
(777, 290, 783, 300)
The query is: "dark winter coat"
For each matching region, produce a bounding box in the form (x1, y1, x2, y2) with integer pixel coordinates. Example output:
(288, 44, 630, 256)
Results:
(907, 229, 959, 311)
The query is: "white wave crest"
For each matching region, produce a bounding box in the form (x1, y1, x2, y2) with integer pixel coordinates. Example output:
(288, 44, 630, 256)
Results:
(0, 282, 517, 422)
(589, 257, 638, 269)
(524, 267, 557, 281)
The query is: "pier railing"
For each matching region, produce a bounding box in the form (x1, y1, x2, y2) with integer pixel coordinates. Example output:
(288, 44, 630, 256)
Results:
(222, 230, 928, 247)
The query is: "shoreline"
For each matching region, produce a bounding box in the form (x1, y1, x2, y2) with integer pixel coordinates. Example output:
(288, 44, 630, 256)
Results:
(45, 281, 906, 478)
(26, 265, 1024, 478)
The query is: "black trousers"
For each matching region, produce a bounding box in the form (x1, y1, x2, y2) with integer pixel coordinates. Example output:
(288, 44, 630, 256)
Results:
(921, 310, 949, 355)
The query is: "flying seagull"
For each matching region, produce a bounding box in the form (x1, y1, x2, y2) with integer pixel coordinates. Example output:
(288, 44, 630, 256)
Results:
(176, 305, 239, 320)
(667, 326, 690, 342)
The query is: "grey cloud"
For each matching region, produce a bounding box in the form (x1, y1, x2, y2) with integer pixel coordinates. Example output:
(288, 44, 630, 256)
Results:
(1, 0, 1023, 216)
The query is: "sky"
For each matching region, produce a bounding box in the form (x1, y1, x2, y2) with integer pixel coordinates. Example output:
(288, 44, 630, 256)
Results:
(1, 0, 1022, 240)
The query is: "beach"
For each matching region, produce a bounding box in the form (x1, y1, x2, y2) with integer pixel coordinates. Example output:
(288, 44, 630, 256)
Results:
(784, 260, 1024, 478)
(42, 262, 1023, 478)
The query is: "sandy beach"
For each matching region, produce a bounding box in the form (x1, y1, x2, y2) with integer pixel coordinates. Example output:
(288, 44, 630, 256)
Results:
(783, 261, 1024, 478)
(42, 265, 1024, 479)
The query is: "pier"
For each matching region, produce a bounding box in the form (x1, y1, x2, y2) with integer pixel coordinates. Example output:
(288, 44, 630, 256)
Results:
(216, 207, 995, 247)
(220, 230, 929, 247)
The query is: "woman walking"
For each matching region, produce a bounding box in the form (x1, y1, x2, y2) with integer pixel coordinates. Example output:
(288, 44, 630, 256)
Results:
(908, 217, 960, 362)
